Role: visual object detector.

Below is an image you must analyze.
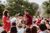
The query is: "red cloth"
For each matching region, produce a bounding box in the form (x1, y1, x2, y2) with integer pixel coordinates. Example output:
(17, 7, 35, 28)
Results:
(36, 19, 41, 26)
(23, 14, 33, 27)
(2, 16, 11, 32)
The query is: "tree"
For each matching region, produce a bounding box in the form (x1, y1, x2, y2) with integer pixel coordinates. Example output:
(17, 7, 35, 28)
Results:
(5, 0, 39, 16)
(0, 1, 5, 18)
(43, 0, 50, 14)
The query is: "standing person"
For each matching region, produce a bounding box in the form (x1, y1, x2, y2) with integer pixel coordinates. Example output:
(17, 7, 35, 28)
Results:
(35, 16, 41, 26)
(16, 13, 23, 26)
(24, 28, 31, 33)
(23, 10, 33, 27)
(2, 10, 11, 32)
(33, 16, 38, 24)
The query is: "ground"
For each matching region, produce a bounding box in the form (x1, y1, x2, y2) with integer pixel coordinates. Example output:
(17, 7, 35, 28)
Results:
(0, 27, 4, 33)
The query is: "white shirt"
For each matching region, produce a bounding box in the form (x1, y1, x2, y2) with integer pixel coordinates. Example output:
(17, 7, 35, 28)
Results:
(18, 28, 24, 33)
(39, 30, 49, 33)
(39, 31, 48, 33)
(49, 22, 50, 25)
(16, 18, 22, 25)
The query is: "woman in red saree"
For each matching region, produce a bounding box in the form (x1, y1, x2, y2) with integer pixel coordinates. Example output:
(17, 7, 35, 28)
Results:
(2, 10, 11, 32)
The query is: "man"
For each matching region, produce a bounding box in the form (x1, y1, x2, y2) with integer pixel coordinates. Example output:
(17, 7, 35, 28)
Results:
(45, 20, 50, 30)
(10, 26, 17, 33)
(39, 24, 50, 33)
(23, 10, 33, 27)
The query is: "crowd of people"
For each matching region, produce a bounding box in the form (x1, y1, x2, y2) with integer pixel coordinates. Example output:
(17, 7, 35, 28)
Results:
(1, 10, 50, 33)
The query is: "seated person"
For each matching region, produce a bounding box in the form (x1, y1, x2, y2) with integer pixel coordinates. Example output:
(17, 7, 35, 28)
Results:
(31, 26, 37, 33)
(1, 30, 7, 33)
(10, 26, 17, 33)
(45, 20, 50, 30)
(17, 24, 24, 33)
(22, 24, 26, 29)
(24, 27, 31, 33)
(39, 24, 50, 33)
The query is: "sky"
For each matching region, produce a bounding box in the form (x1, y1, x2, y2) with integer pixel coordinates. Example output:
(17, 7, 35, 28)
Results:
(0, 0, 48, 6)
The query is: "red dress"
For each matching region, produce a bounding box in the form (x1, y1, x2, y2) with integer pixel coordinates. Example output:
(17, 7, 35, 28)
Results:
(35, 19, 41, 26)
(2, 16, 11, 32)
(23, 14, 33, 27)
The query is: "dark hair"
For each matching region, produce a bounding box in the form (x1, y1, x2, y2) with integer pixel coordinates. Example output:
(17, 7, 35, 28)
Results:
(10, 26, 17, 33)
(32, 26, 37, 33)
(18, 13, 23, 16)
(1, 30, 7, 33)
(24, 9, 29, 12)
(45, 19, 47, 20)
(12, 22, 16, 26)
(47, 17, 49, 19)
(39, 24, 47, 31)
(18, 24, 22, 28)
(3, 10, 9, 17)
(42, 17, 43, 20)
(26, 28, 31, 33)
(46, 20, 49, 23)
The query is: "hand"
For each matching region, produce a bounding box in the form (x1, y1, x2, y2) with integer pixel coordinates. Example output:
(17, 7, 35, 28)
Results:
(6, 20, 10, 23)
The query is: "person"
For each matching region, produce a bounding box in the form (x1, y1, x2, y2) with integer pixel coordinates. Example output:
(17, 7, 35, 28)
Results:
(23, 10, 33, 27)
(12, 22, 16, 26)
(45, 20, 50, 31)
(35, 16, 41, 26)
(1, 30, 7, 33)
(33, 16, 37, 24)
(32, 26, 37, 33)
(22, 24, 26, 29)
(40, 17, 45, 24)
(17, 24, 24, 33)
(24, 27, 31, 33)
(2, 10, 11, 32)
(16, 13, 23, 26)
(39, 24, 48, 33)
(10, 26, 17, 33)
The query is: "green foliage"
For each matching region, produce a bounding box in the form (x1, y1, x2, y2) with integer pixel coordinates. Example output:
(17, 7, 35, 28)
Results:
(5, 0, 39, 16)
(0, 19, 2, 23)
(43, 0, 50, 14)
(0, 4, 5, 18)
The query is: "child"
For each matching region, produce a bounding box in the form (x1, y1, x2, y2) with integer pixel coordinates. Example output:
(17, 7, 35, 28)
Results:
(16, 13, 23, 26)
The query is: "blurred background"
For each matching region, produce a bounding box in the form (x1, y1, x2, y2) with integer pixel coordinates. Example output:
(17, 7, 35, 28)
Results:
(0, 0, 50, 26)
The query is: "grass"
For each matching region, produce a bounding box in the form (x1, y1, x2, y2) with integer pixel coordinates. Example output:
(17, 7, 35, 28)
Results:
(0, 19, 2, 23)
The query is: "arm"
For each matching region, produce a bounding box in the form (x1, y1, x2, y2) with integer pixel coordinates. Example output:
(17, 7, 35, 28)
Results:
(16, 20, 19, 25)
(4, 17, 10, 23)
(27, 15, 33, 24)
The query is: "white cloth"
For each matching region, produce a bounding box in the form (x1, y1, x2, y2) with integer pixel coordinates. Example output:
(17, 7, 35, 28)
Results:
(10, 17, 17, 23)
(39, 31, 48, 33)
(39, 30, 49, 33)
(16, 18, 22, 25)
(41, 20, 45, 24)
(49, 22, 50, 25)
(18, 28, 24, 33)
